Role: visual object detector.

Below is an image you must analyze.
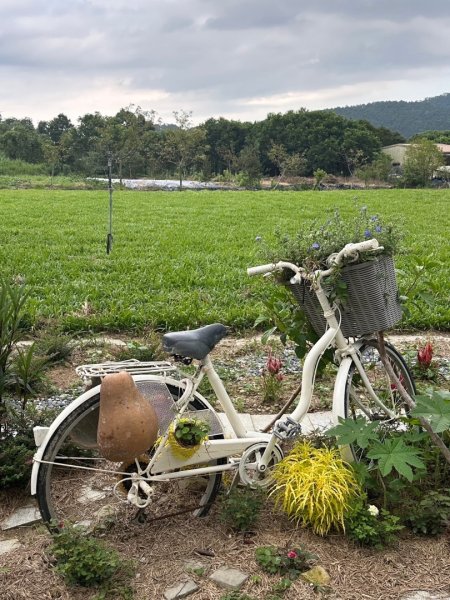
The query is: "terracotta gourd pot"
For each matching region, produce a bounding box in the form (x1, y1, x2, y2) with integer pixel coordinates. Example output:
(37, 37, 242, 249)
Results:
(97, 372, 159, 462)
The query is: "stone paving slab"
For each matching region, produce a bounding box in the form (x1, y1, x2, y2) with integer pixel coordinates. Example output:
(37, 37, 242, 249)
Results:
(250, 411, 333, 433)
(183, 558, 209, 574)
(219, 410, 333, 436)
(217, 413, 254, 437)
(0, 538, 22, 555)
(209, 566, 249, 590)
(1, 506, 41, 530)
(163, 579, 199, 599)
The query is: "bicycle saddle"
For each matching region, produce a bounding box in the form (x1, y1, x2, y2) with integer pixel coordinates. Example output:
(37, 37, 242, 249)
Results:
(162, 323, 228, 360)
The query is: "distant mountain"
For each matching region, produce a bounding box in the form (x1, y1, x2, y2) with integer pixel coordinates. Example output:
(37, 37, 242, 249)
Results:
(333, 93, 450, 139)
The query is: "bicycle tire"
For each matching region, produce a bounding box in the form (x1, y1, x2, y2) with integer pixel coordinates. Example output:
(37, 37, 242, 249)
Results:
(344, 339, 416, 462)
(36, 382, 224, 530)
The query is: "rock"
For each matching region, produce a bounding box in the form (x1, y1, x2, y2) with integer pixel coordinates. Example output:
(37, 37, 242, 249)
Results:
(77, 486, 107, 504)
(1, 506, 41, 530)
(0, 538, 22, 555)
(163, 579, 199, 599)
(209, 566, 249, 590)
(73, 520, 92, 530)
(400, 593, 450, 600)
(301, 565, 331, 587)
(184, 558, 208, 575)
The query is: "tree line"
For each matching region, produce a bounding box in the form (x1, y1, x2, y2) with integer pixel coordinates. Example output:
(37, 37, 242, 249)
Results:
(0, 105, 406, 184)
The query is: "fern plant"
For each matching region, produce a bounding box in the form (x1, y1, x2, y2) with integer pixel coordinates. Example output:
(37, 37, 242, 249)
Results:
(270, 440, 361, 535)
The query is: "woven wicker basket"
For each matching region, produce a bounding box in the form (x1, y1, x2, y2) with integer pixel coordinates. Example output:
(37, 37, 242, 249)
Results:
(289, 255, 402, 338)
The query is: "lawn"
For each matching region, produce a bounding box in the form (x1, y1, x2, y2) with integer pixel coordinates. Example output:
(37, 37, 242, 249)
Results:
(0, 188, 448, 332)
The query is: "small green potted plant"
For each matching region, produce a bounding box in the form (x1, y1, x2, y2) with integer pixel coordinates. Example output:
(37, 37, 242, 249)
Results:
(264, 204, 403, 337)
(168, 417, 210, 458)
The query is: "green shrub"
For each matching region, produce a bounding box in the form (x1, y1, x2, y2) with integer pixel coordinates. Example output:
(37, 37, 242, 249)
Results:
(50, 523, 134, 592)
(0, 158, 47, 176)
(404, 489, 450, 536)
(255, 545, 316, 579)
(36, 329, 73, 363)
(270, 441, 361, 535)
(6, 343, 50, 402)
(219, 487, 265, 531)
(345, 500, 404, 548)
(114, 333, 163, 362)
(0, 431, 35, 488)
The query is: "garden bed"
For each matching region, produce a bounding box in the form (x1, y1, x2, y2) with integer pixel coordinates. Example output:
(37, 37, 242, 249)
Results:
(0, 331, 449, 600)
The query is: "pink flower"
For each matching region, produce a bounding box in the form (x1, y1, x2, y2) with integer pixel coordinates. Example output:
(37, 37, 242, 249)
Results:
(287, 550, 298, 559)
(417, 342, 433, 369)
(266, 352, 282, 375)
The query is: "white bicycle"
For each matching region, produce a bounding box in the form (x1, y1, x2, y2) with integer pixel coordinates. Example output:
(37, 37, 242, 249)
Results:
(31, 238, 415, 529)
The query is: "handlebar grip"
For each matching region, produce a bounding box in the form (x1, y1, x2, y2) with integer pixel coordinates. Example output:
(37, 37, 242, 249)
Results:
(247, 263, 276, 276)
(346, 239, 380, 254)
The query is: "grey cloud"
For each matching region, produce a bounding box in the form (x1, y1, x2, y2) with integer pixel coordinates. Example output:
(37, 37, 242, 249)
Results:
(1, 0, 450, 123)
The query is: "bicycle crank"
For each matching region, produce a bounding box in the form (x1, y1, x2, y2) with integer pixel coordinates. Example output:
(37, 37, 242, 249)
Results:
(238, 442, 283, 487)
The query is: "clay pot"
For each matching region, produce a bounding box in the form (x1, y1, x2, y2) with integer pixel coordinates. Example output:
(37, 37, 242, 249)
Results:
(97, 372, 159, 462)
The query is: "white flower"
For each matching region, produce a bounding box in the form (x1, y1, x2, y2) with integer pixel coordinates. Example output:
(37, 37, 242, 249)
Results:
(368, 504, 379, 517)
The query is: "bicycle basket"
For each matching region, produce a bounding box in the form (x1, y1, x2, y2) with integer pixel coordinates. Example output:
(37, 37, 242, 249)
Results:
(289, 255, 402, 338)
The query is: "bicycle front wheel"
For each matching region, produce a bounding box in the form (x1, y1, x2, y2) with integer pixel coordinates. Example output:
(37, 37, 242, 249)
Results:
(344, 339, 416, 462)
(36, 383, 224, 530)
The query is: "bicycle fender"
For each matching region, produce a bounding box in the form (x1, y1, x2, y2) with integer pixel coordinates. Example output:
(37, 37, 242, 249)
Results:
(332, 356, 353, 424)
(30, 374, 219, 496)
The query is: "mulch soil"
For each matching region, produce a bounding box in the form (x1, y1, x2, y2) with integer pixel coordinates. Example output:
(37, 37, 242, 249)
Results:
(1, 331, 449, 599)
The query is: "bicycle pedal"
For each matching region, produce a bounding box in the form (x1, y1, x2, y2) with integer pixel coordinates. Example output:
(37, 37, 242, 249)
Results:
(273, 416, 302, 440)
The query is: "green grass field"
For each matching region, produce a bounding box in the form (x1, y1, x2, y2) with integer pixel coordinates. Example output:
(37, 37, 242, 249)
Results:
(0, 188, 448, 332)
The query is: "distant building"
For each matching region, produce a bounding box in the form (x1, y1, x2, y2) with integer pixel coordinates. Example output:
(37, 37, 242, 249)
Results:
(382, 143, 450, 168)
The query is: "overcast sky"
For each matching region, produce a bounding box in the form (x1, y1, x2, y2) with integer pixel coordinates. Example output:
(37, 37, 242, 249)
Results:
(1, 0, 450, 126)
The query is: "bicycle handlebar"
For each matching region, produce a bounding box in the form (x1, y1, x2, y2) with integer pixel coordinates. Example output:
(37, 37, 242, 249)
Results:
(247, 260, 302, 277)
(247, 263, 277, 276)
(329, 239, 380, 267)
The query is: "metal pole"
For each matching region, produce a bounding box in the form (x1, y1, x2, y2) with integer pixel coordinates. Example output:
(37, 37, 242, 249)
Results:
(106, 154, 113, 254)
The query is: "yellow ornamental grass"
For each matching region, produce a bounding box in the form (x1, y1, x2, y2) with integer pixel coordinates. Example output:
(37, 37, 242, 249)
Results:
(270, 441, 361, 536)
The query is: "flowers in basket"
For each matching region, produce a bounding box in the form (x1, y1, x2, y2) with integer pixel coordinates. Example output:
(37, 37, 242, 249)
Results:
(269, 204, 401, 275)
(263, 204, 404, 337)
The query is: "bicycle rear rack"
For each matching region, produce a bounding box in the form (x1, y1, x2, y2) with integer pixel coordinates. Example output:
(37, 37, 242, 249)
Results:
(76, 359, 176, 382)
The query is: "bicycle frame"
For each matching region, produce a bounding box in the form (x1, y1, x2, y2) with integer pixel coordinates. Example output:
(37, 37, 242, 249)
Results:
(144, 271, 395, 478)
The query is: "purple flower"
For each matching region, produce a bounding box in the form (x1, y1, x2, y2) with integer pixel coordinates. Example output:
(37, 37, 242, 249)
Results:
(311, 242, 320, 250)
(370, 215, 379, 222)
(375, 225, 382, 233)
(364, 229, 372, 239)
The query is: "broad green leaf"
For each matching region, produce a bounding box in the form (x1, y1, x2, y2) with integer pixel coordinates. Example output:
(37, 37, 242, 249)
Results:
(367, 438, 426, 481)
(326, 417, 380, 449)
(253, 314, 268, 327)
(261, 327, 277, 345)
(416, 291, 435, 307)
(412, 390, 450, 433)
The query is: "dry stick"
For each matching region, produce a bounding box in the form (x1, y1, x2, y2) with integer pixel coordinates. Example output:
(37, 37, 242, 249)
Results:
(261, 381, 302, 433)
(376, 331, 450, 465)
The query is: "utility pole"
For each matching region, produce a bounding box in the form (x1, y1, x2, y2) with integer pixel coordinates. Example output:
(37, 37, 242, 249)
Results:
(106, 153, 113, 254)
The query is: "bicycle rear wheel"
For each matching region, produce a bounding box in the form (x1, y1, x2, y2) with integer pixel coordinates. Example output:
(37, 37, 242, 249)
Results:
(344, 339, 416, 462)
(36, 381, 224, 531)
